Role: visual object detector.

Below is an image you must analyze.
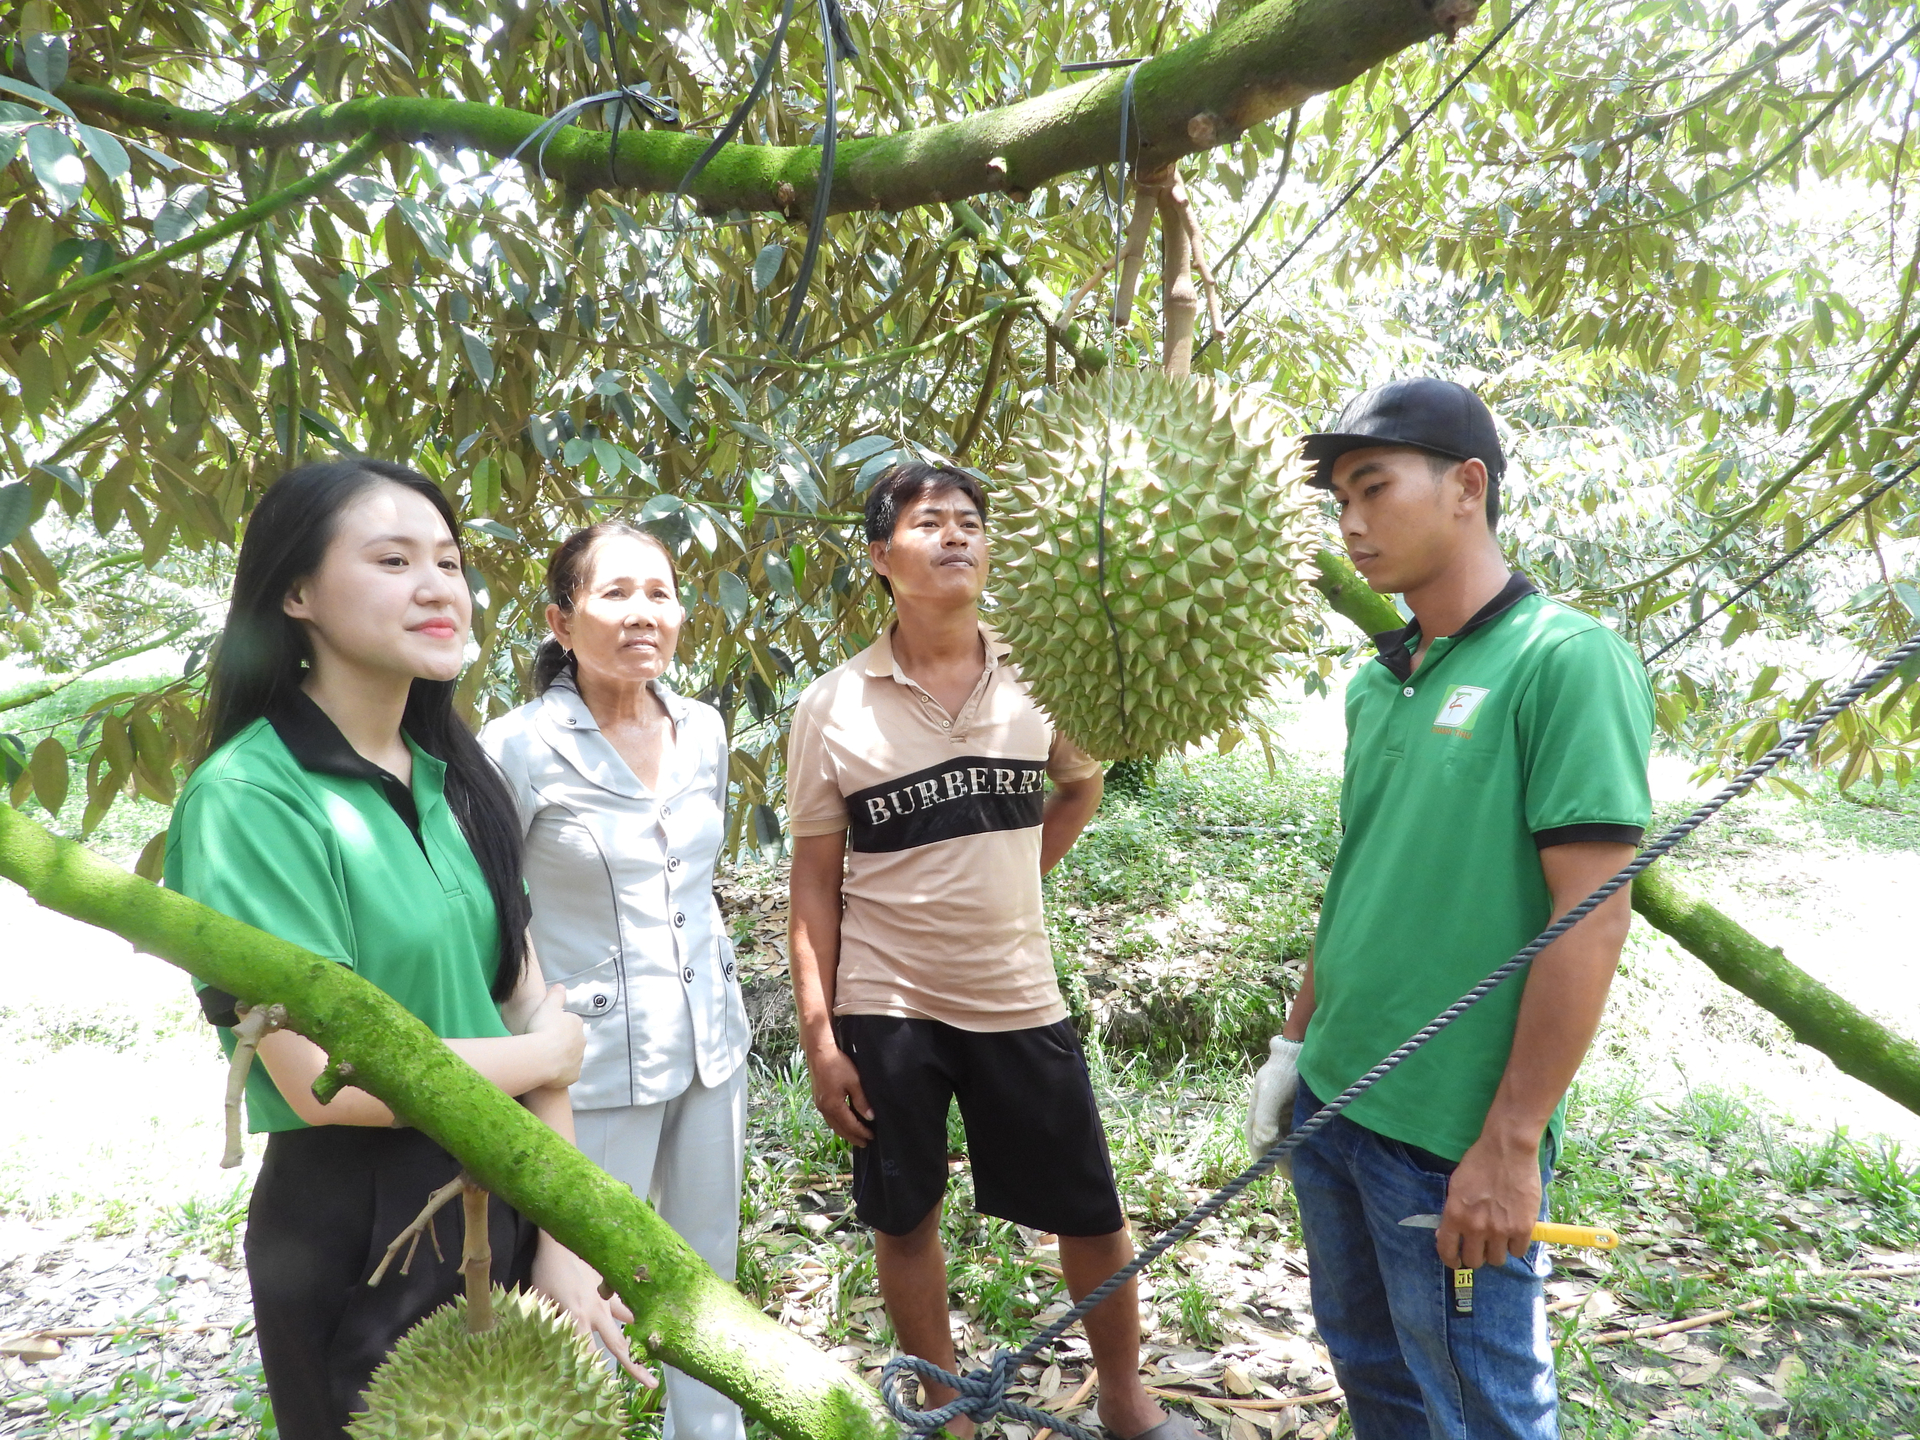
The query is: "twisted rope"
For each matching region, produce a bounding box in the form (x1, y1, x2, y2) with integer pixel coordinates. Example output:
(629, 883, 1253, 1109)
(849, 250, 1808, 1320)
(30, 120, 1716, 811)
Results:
(1645, 456, 1919, 664)
(882, 628, 1920, 1437)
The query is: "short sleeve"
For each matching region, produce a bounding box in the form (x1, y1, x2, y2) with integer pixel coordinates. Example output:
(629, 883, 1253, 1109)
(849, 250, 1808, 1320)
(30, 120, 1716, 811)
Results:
(784, 697, 849, 837)
(477, 715, 540, 834)
(1047, 728, 1102, 785)
(1515, 627, 1655, 848)
(165, 778, 356, 969)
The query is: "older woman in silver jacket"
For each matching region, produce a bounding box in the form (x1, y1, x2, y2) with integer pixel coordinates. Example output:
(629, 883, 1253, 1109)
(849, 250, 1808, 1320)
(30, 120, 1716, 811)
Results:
(481, 522, 750, 1440)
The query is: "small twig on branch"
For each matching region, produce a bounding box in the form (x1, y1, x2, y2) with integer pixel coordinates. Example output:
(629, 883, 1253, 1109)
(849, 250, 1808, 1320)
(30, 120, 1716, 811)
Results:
(1031, 1369, 1097, 1440)
(0, 133, 386, 337)
(1156, 167, 1198, 376)
(1182, 205, 1224, 355)
(1144, 1384, 1345, 1412)
(1592, 1298, 1767, 1344)
(222, 1004, 287, 1169)
(1837, 1264, 1920, 1281)
(1112, 169, 1168, 326)
(954, 303, 1019, 457)
(461, 1180, 494, 1333)
(369, 1174, 467, 1286)
(1061, 257, 1118, 335)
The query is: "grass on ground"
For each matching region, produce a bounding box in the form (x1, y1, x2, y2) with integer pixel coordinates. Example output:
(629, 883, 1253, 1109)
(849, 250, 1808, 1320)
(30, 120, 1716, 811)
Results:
(8, 739, 1920, 1436)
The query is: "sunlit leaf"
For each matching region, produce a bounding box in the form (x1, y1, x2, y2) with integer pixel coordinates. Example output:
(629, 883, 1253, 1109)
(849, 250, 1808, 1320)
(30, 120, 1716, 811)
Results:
(151, 183, 210, 245)
(73, 123, 130, 181)
(0, 484, 36, 550)
(21, 31, 68, 94)
(459, 326, 496, 386)
(24, 124, 84, 211)
(753, 242, 786, 292)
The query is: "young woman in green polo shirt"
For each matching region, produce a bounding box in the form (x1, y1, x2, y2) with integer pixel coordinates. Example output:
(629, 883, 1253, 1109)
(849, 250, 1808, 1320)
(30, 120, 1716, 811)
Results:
(166, 461, 636, 1439)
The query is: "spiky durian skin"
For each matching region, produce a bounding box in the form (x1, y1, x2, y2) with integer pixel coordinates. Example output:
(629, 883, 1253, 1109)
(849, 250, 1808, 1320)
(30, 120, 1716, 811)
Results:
(989, 369, 1319, 762)
(348, 1287, 625, 1440)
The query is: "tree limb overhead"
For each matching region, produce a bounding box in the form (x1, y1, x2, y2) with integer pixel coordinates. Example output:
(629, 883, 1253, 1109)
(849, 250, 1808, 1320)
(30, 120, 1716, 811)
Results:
(59, 0, 1478, 218)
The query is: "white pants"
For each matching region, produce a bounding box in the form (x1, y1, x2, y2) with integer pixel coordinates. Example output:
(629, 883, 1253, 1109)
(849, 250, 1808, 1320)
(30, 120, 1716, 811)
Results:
(575, 1066, 749, 1440)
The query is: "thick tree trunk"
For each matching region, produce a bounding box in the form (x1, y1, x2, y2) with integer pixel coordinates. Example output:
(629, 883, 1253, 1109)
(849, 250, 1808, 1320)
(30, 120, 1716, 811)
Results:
(1631, 866, 1920, 1115)
(1307, 548, 1920, 1119)
(59, 0, 1479, 219)
(0, 804, 892, 1440)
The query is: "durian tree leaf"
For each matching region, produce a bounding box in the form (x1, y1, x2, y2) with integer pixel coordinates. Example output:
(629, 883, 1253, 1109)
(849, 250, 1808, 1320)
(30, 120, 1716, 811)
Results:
(0, 485, 37, 551)
(21, 31, 70, 96)
(23, 123, 85, 211)
(753, 242, 786, 292)
(0, 805, 897, 1440)
(27, 737, 67, 816)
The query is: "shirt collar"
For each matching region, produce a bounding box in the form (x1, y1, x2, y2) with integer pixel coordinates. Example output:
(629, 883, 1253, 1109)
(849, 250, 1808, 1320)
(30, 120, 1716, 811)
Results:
(1370, 571, 1537, 682)
(542, 667, 692, 731)
(862, 619, 1010, 680)
(265, 688, 429, 841)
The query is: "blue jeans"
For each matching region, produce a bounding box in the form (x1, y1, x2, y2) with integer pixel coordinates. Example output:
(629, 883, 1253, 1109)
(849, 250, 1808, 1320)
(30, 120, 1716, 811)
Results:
(1291, 1084, 1557, 1440)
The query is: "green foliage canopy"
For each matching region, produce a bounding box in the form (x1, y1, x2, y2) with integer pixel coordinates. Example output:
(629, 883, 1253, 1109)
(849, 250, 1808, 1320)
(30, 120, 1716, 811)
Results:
(0, 0, 1917, 859)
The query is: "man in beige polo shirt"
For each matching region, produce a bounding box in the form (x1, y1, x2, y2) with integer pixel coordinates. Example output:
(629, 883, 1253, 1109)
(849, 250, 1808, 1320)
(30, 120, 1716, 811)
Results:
(788, 461, 1189, 1440)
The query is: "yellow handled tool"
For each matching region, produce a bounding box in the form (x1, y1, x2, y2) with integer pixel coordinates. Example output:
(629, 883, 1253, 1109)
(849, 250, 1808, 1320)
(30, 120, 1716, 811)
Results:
(1398, 1214, 1620, 1250)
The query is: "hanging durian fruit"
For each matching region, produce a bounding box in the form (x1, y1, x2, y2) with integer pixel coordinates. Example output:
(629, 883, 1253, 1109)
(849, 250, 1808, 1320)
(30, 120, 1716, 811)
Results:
(348, 1287, 625, 1440)
(990, 368, 1319, 761)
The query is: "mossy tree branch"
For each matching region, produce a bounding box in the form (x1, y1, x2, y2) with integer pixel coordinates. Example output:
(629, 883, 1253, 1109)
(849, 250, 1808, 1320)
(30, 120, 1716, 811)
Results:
(1310, 546, 1400, 634)
(0, 804, 892, 1440)
(58, 0, 1477, 221)
(0, 134, 386, 338)
(1631, 866, 1920, 1114)
(947, 201, 1106, 373)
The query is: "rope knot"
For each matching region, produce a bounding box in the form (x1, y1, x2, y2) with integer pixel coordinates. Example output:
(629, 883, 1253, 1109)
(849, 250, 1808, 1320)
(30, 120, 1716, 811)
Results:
(879, 1350, 1098, 1440)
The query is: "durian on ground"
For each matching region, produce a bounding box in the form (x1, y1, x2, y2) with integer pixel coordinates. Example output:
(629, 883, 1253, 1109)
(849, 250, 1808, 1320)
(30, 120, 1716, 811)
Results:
(989, 368, 1320, 762)
(348, 1286, 626, 1440)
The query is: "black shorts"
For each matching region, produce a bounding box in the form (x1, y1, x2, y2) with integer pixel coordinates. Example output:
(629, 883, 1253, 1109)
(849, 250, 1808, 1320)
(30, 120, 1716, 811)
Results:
(834, 1014, 1125, 1238)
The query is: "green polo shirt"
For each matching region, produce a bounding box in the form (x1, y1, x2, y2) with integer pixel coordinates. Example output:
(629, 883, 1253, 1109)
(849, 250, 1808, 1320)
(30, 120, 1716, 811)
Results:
(1298, 575, 1654, 1163)
(164, 694, 509, 1133)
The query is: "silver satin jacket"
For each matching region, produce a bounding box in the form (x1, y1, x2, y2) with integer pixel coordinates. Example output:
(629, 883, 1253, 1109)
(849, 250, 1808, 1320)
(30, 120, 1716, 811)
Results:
(480, 673, 750, 1109)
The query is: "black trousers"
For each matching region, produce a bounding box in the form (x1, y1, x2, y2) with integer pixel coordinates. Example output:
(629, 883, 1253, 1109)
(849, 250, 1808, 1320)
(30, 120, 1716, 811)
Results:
(247, 1125, 539, 1440)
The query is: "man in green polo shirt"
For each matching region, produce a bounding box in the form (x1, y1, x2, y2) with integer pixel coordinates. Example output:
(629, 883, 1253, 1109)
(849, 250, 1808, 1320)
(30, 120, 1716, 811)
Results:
(1243, 379, 1653, 1439)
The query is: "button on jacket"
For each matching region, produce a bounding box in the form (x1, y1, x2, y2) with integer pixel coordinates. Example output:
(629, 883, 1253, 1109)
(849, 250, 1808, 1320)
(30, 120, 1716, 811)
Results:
(481, 674, 749, 1109)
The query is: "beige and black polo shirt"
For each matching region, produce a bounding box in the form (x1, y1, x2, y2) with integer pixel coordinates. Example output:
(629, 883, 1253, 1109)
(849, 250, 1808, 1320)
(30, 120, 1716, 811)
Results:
(786, 621, 1101, 1032)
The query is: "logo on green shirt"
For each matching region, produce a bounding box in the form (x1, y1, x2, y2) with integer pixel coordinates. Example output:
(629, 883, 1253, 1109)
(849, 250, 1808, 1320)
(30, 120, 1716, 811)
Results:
(1433, 684, 1490, 734)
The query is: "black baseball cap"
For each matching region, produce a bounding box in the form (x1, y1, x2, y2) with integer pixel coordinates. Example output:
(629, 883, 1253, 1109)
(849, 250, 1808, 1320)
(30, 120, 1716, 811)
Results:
(1301, 378, 1506, 489)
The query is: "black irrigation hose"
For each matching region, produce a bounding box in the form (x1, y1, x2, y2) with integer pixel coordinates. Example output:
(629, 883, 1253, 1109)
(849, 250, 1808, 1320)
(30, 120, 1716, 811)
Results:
(670, 0, 857, 352)
(1206, 0, 1543, 351)
(1644, 457, 1919, 664)
(881, 628, 1920, 1440)
(671, 0, 803, 218)
(775, 0, 857, 348)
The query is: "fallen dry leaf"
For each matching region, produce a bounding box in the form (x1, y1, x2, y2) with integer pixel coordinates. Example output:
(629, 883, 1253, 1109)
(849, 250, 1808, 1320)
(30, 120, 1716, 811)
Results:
(0, 1330, 60, 1362)
(1771, 1353, 1807, 1392)
(1676, 1357, 1724, 1386)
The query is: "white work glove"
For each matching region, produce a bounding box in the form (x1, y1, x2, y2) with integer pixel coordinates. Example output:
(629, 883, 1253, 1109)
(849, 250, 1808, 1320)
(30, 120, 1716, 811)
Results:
(1246, 1035, 1304, 1163)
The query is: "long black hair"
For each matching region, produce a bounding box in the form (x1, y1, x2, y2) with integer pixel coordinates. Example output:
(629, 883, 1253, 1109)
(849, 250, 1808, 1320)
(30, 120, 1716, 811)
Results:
(530, 521, 679, 695)
(203, 460, 531, 1001)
